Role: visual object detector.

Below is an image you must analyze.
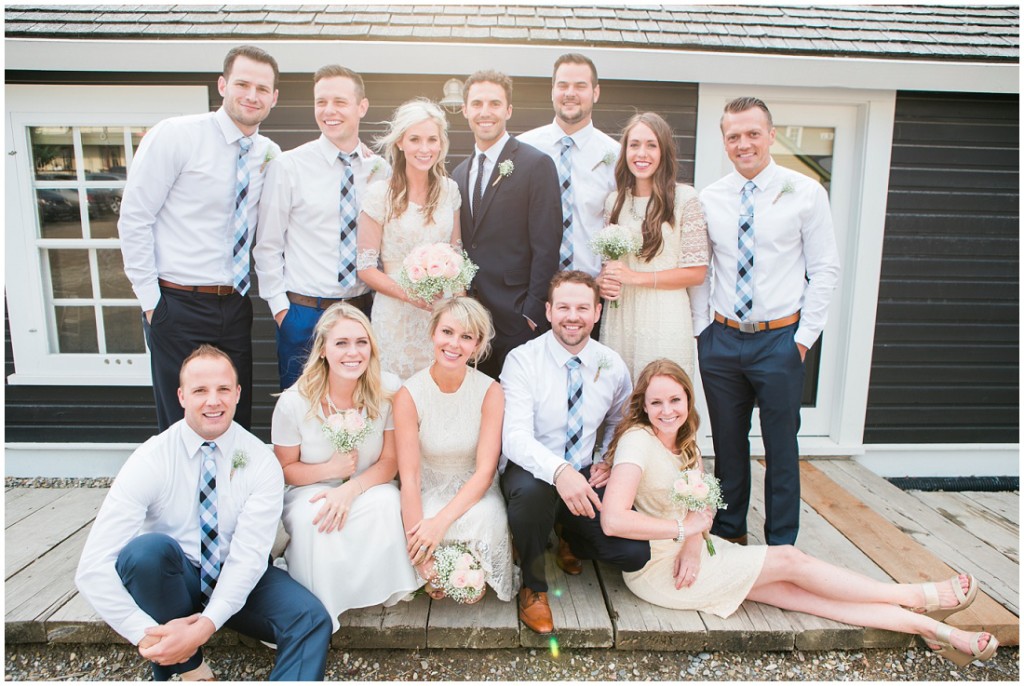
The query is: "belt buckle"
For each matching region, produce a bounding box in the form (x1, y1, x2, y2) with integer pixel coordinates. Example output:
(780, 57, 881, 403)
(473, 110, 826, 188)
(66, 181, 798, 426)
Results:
(216, 285, 234, 296)
(738, 320, 758, 334)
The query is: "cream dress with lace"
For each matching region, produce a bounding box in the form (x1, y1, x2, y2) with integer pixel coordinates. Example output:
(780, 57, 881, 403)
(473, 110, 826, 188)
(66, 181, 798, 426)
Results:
(601, 184, 709, 379)
(403, 365, 518, 601)
(614, 427, 766, 616)
(357, 179, 462, 380)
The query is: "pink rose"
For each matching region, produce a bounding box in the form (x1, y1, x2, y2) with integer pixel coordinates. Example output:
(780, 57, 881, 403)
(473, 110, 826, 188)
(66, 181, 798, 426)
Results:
(426, 262, 445, 278)
(325, 413, 347, 430)
(672, 478, 690, 496)
(692, 481, 709, 499)
(455, 553, 475, 570)
(407, 264, 426, 282)
(450, 570, 469, 589)
(411, 245, 431, 264)
(465, 569, 486, 590)
(339, 411, 365, 433)
(442, 259, 460, 279)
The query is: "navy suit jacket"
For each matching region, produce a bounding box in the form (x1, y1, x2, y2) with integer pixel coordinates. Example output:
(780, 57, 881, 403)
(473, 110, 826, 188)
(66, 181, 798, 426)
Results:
(454, 136, 561, 340)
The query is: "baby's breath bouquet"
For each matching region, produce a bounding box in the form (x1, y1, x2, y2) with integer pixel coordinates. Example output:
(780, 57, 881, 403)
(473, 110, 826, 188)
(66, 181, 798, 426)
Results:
(590, 224, 641, 308)
(671, 470, 727, 555)
(427, 541, 487, 604)
(397, 242, 479, 304)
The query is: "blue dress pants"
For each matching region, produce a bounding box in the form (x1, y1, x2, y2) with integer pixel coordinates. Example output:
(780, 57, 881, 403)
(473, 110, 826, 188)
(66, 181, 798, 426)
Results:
(115, 533, 331, 681)
(275, 296, 372, 391)
(697, 320, 805, 545)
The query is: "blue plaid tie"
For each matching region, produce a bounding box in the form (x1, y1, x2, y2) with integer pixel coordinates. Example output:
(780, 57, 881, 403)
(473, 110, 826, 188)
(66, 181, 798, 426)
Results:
(231, 137, 254, 295)
(564, 356, 584, 469)
(558, 136, 575, 271)
(198, 441, 220, 606)
(338, 151, 359, 287)
(735, 181, 756, 320)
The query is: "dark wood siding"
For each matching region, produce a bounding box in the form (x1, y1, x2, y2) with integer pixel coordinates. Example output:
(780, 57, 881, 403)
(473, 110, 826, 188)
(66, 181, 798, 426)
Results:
(4, 69, 697, 443)
(864, 91, 1019, 444)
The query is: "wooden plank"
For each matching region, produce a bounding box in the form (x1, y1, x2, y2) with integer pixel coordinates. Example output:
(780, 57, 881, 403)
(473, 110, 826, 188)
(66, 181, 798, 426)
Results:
(803, 461, 1019, 645)
(6, 488, 108, 579)
(4, 488, 70, 529)
(519, 556, 613, 649)
(597, 562, 707, 651)
(5, 527, 89, 644)
(913, 490, 1019, 564)
(959, 491, 1019, 524)
(334, 595, 429, 649)
(426, 583, 518, 648)
(700, 601, 794, 652)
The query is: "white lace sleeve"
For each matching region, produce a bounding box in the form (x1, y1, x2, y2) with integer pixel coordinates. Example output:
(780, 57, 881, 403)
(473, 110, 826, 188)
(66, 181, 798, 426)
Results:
(356, 248, 380, 271)
(677, 194, 709, 268)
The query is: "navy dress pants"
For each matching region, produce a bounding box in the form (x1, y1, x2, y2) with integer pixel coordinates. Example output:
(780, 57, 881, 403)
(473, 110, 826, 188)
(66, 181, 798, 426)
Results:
(697, 320, 805, 545)
(115, 533, 331, 681)
(501, 462, 650, 592)
(142, 287, 253, 431)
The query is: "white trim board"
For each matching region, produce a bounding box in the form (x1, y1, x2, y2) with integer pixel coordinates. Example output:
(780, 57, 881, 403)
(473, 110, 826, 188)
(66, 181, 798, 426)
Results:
(6, 38, 1018, 94)
(6, 442, 1018, 480)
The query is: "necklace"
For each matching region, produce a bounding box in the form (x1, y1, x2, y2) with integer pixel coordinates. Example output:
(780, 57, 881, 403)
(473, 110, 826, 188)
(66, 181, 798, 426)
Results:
(324, 392, 352, 416)
(629, 194, 647, 222)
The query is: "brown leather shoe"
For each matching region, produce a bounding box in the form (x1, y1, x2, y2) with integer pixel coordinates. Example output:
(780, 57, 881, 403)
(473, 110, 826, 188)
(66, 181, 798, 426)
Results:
(555, 536, 583, 575)
(723, 534, 748, 546)
(518, 588, 554, 635)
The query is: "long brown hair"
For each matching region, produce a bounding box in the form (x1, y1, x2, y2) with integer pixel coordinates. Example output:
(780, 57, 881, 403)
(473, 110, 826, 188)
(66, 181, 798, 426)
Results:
(608, 112, 679, 262)
(605, 359, 700, 469)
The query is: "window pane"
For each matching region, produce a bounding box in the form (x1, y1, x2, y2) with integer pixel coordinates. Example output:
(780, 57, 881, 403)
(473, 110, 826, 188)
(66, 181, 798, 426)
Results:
(30, 126, 76, 181)
(87, 188, 123, 238)
(48, 249, 93, 299)
(37, 189, 82, 238)
(130, 127, 148, 155)
(97, 249, 134, 298)
(55, 306, 98, 353)
(772, 124, 834, 194)
(81, 127, 128, 177)
(103, 307, 145, 353)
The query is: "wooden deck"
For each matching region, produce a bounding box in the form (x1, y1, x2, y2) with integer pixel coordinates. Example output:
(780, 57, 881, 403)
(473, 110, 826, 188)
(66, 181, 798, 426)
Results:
(5, 459, 1018, 651)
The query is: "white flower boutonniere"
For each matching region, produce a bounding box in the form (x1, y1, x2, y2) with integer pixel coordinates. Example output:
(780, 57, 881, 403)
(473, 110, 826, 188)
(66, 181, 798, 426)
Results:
(491, 160, 515, 187)
(591, 151, 616, 171)
(772, 180, 795, 205)
(259, 150, 275, 174)
(594, 355, 612, 382)
(230, 449, 248, 479)
(367, 158, 385, 182)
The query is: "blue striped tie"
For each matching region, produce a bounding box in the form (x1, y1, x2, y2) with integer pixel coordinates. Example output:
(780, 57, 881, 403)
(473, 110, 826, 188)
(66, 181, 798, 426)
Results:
(564, 356, 584, 469)
(558, 136, 575, 271)
(735, 181, 756, 320)
(231, 137, 254, 295)
(197, 441, 220, 606)
(337, 151, 359, 287)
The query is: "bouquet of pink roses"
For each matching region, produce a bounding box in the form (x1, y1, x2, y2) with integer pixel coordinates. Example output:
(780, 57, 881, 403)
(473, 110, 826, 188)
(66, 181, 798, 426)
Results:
(426, 541, 487, 604)
(321, 409, 374, 457)
(671, 469, 727, 556)
(397, 242, 479, 304)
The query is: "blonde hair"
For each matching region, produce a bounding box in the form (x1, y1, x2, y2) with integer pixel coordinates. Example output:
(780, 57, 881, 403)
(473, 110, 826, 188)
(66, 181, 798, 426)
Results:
(375, 98, 450, 226)
(295, 303, 390, 421)
(428, 296, 495, 365)
(605, 359, 701, 469)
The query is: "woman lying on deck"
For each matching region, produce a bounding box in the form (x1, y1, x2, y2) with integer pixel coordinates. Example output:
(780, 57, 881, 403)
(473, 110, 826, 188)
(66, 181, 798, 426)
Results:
(600, 358, 998, 668)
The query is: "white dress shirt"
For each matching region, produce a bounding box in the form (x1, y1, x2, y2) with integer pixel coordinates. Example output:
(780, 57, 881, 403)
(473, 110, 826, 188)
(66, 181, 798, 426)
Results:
(519, 120, 619, 277)
(692, 159, 841, 349)
(500, 331, 633, 483)
(467, 131, 511, 214)
(118, 107, 281, 311)
(75, 421, 284, 645)
(253, 135, 389, 315)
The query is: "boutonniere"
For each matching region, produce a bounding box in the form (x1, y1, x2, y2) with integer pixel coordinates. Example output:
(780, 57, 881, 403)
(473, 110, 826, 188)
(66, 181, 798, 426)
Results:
(491, 160, 515, 187)
(591, 151, 616, 171)
(230, 449, 248, 479)
(594, 355, 612, 382)
(772, 180, 795, 205)
(366, 158, 385, 182)
(259, 149, 275, 174)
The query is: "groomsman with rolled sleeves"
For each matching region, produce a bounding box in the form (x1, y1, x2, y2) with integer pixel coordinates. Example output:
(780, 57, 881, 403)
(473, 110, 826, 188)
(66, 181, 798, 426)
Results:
(500, 271, 650, 635)
(691, 97, 840, 546)
(119, 45, 281, 431)
(519, 53, 619, 281)
(76, 346, 331, 681)
(254, 65, 388, 390)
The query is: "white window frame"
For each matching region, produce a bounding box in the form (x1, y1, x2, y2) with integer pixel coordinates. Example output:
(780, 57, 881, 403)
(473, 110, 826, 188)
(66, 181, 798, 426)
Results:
(5, 85, 208, 386)
(692, 84, 897, 457)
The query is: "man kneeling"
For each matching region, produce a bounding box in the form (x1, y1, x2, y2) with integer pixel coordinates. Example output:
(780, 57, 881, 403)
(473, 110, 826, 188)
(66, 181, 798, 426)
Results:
(76, 345, 331, 681)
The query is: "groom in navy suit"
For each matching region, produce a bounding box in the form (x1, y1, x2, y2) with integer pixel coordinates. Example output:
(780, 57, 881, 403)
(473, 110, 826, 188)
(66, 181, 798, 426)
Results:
(454, 70, 562, 379)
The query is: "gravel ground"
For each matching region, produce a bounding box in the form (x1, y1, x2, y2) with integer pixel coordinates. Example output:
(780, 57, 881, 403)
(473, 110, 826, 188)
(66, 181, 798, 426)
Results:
(6, 478, 113, 489)
(4, 644, 1018, 681)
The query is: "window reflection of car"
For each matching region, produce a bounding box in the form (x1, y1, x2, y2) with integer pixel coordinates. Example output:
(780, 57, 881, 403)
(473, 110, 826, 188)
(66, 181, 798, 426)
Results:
(37, 189, 78, 222)
(85, 172, 125, 216)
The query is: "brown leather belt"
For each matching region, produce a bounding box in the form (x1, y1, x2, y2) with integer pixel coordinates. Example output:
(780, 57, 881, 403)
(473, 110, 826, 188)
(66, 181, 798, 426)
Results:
(714, 311, 800, 333)
(159, 279, 236, 296)
(287, 291, 372, 309)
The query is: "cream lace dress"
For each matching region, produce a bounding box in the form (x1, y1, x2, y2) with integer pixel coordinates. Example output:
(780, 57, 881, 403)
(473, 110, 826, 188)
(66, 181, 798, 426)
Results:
(614, 427, 766, 616)
(403, 365, 518, 601)
(357, 178, 462, 380)
(600, 184, 709, 379)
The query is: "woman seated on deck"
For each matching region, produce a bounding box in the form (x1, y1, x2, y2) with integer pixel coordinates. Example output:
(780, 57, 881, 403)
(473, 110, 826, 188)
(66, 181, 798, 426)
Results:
(600, 358, 998, 668)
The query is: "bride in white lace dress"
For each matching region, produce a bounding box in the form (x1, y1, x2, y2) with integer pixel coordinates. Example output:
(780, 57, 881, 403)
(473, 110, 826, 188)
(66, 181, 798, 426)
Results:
(596, 112, 709, 379)
(393, 297, 518, 602)
(356, 99, 462, 380)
